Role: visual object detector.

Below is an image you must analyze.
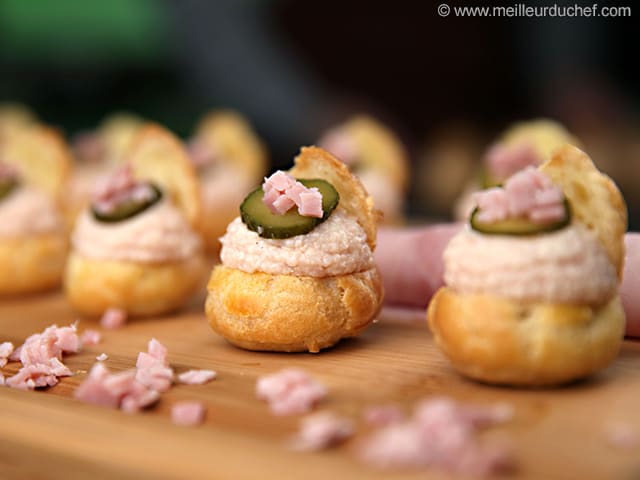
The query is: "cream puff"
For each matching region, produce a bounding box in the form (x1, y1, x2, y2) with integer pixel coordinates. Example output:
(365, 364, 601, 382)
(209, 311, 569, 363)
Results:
(429, 145, 627, 386)
(454, 119, 580, 221)
(205, 146, 383, 352)
(318, 115, 409, 224)
(64, 124, 207, 317)
(188, 110, 267, 253)
(0, 125, 71, 294)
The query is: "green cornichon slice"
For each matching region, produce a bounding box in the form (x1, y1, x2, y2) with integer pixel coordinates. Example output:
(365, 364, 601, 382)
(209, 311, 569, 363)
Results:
(0, 178, 19, 201)
(92, 184, 163, 223)
(240, 178, 339, 239)
(470, 198, 571, 236)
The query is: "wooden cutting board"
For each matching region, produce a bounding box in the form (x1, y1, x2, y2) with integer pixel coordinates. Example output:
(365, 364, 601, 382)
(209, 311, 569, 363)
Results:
(1, 291, 639, 480)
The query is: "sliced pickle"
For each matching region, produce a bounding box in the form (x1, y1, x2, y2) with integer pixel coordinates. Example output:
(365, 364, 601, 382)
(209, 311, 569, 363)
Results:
(0, 178, 18, 201)
(240, 178, 339, 239)
(470, 199, 571, 236)
(92, 184, 163, 223)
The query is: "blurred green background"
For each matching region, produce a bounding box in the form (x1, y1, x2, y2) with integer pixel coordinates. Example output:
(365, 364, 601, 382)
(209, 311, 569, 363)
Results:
(1, 0, 638, 224)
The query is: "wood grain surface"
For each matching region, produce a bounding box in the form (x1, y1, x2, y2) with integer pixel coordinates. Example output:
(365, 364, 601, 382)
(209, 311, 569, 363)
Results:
(1, 292, 639, 480)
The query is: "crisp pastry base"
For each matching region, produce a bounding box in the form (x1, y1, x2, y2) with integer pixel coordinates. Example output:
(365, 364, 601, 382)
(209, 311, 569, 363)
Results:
(64, 252, 208, 316)
(0, 233, 68, 295)
(427, 287, 624, 386)
(205, 265, 384, 353)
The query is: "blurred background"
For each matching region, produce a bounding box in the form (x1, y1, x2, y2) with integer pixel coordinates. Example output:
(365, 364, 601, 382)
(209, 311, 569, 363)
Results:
(1, 0, 639, 226)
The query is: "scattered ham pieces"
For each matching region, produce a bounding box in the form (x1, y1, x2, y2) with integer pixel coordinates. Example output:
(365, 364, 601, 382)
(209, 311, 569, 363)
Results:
(80, 329, 102, 346)
(605, 423, 639, 449)
(135, 339, 174, 392)
(0, 341, 14, 368)
(75, 339, 172, 412)
(262, 171, 323, 218)
(289, 411, 355, 451)
(100, 308, 127, 330)
(485, 142, 540, 181)
(363, 405, 405, 427)
(171, 401, 207, 427)
(473, 167, 566, 224)
(256, 368, 327, 416)
(356, 397, 514, 477)
(178, 369, 217, 385)
(96, 353, 108, 362)
(91, 165, 157, 217)
(5, 324, 80, 390)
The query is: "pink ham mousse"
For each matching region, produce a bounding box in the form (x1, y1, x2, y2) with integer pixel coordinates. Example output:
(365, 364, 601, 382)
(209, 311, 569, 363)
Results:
(262, 171, 323, 218)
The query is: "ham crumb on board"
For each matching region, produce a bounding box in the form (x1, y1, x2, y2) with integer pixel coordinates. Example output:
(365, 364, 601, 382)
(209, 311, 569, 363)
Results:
(96, 353, 108, 362)
(171, 401, 207, 427)
(289, 411, 354, 451)
(356, 397, 514, 477)
(0, 341, 14, 368)
(256, 368, 327, 416)
(75, 338, 172, 412)
(4, 324, 80, 390)
(100, 308, 127, 330)
(80, 329, 102, 346)
(262, 171, 323, 218)
(363, 405, 405, 427)
(178, 369, 217, 385)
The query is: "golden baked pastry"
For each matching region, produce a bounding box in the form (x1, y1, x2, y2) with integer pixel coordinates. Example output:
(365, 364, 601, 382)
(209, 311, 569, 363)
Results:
(0, 125, 71, 295)
(318, 115, 409, 224)
(205, 146, 383, 352)
(64, 124, 206, 316)
(428, 145, 626, 386)
(190, 110, 267, 252)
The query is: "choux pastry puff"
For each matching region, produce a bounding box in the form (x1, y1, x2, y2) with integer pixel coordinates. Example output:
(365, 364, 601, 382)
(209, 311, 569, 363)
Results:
(205, 146, 383, 352)
(429, 145, 627, 386)
(0, 124, 71, 294)
(64, 124, 207, 316)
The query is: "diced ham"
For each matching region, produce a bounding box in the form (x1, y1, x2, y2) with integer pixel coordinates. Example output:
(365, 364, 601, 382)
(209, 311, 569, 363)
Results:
(261, 171, 324, 218)
(256, 368, 327, 416)
(485, 142, 540, 181)
(178, 369, 217, 385)
(318, 129, 359, 166)
(6, 359, 73, 390)
(363, 405, 405, 427)
(75, 339, 171, 412)
(96, 353, 108, 362)
(171, 401, 207, 426)
(356, 397, 514, 476)
(473, 167, 566, 225)
(147, 338, 168, 363)
(289, 411, 354, 451)
(0, 341, 14, 368)
(135, 339, 173, 393)
(80, 329, 102, 346)
(605, 423, 638, 449)
(0, 161, 19, 181)
(8, 346, 21, 362)
(100, 308, 128, 330)
(92, 165, 157, 217)
(187, 139, 219, 169)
